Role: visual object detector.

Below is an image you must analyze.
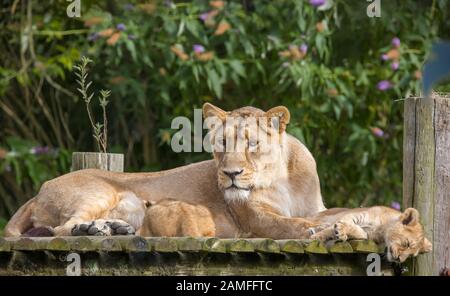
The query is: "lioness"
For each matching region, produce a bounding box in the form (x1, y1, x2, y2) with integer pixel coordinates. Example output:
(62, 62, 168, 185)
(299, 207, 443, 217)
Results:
(308, 207, 432, 263)
(5, 103, 325, 238)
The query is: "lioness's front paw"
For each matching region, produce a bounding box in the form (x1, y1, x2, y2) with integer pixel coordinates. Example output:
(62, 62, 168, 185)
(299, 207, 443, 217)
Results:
(72, 219, 135, 236)
(107, 220, 135, 235)
(72, 220, 112, 236)
(334, 222, 348, 241)
(307, 223, 331, 239)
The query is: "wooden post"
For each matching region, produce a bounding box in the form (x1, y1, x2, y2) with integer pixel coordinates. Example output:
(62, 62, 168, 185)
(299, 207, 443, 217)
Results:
(403, 94, 450, 276)
(71, 152, 124, 172)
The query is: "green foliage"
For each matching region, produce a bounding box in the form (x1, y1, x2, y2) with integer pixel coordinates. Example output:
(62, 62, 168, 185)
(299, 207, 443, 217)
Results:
(1, 0, 450, 220)
(0, 137, 70, 218)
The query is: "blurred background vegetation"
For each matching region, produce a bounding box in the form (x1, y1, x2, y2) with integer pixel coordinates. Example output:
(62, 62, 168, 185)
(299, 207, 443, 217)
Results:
(1, 0, 449, 230)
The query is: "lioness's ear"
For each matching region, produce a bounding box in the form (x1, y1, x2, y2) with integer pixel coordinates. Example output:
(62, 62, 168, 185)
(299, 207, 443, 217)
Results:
(421, 238, 432, 253)
(203, 103, 226, 120)
(400, 208, 420, 226)
(266, 106, 290, 133)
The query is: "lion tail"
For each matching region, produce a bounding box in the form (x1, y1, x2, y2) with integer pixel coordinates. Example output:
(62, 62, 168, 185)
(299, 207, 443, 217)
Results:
(4, 197, 36, 237)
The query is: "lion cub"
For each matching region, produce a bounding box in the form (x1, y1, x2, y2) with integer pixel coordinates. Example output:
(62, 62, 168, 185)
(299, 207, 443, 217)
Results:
(308, 206, 432, 263)
(139, 199, 216, 237)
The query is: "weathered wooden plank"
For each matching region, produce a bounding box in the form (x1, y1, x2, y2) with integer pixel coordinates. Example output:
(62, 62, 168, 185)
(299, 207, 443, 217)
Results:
(252, 238, 280, 253)
(125, 236, 150, 252)
(71, 152, 124, 172)
(154, 237, 178, 252)
(278, 240, 304, 254)
(176, 237, 203, 252)
(433, 96, 450, 275)
(403, 97, 417, 209)
(99, 238, 123, 251)
(12, 238, 38, 250)
(349, 240, 380, 253)
(305, 240, 328, 254)
(227, 239, 255, 253)
(413, 97, 436, 276)
(107, 153, 125, 172)
(69, 237, 94, 251)
(202, 238, 227, 253)
(47, 237, 70, 251)
(327, 241, 354, 253)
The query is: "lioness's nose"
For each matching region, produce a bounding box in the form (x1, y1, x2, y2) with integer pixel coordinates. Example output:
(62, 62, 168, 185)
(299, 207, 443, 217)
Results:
(223, 169, 243, 179)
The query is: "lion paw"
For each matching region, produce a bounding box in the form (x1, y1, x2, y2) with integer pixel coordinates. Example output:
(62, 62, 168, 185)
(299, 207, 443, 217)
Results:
(334, 222, 348, 241)
(310, 232, 328, 241)
(306, 223, 332, 240)
(107, 220, 135, 235)
(72, 220, 112, 236)
(71, 220, 135, 236)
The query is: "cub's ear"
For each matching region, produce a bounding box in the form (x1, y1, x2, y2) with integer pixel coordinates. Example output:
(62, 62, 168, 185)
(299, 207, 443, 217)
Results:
(266, 106, 291, 133)
(400, 208, 420, 226)
(203, 103, 226, 120)
(421, 238, 432, 253)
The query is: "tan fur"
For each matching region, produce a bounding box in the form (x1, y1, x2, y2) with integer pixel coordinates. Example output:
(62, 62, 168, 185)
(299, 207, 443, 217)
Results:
(308, 206, 432, 262)
(5, 104, 325, 239)
(139, 199, 215, 237)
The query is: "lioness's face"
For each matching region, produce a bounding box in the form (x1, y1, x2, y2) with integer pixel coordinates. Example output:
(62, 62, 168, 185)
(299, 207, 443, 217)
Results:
(385, 208, 432, 263)
(203, 103, 290, 202)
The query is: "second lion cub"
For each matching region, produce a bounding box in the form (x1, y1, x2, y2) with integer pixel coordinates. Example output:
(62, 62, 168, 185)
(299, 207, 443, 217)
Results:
(139, 199, 216, 237)
(308, 206, 432, 263)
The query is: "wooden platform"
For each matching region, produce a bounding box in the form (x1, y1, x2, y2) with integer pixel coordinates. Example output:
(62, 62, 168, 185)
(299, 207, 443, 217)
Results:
(0, 236, 410, 275)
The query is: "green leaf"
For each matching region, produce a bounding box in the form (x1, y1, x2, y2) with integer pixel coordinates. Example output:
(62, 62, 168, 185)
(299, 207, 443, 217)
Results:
(125, 40, 137, 62)
(208, 69, 222, 98)
(229, 60, 246, 78)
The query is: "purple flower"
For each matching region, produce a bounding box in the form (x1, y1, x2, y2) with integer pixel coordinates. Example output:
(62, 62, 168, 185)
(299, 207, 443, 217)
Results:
(371, 127, 385, 138)
(87, 32, 99, 41)
(199, 12, 209, 21)
(377, 80, 392, 91)
(309, 0, 326, 7)
(391, 37, 400, 48)
(300, 43, 308, 54)
(391, 201, 401, 211)
(124, 4, 134, 11)
(127, 34, 136, 40)
(30, 146, 50, 155)
(391, 62, 399, 71)
(116, 23, 126, 31)
(381, 54, 389, 61)
(193, 44, 205, 53)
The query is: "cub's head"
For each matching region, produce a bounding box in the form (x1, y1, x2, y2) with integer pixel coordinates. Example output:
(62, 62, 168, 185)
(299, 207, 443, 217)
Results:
(203, 103, 290, 202)
(385, 208, 432, 263)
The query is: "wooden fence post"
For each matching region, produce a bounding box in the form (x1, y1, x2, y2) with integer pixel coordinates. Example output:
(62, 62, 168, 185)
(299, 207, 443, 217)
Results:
(403, 94, 450, 276)
(71, 152, 124, 172)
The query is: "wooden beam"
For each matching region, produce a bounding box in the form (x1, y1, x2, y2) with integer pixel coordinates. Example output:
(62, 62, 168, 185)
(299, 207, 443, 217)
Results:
(71, 152, 124, 172)
(433, 96, 450, 275)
